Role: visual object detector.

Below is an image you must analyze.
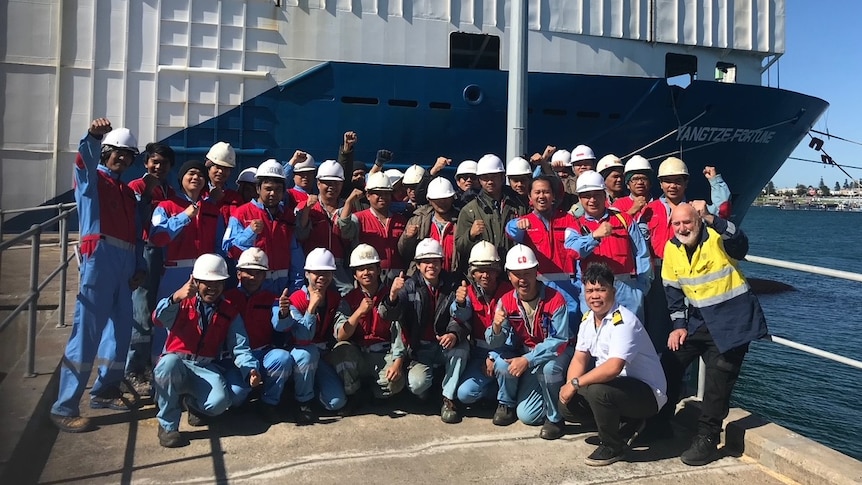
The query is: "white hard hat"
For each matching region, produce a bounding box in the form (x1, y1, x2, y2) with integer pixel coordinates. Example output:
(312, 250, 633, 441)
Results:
(551, 149, 572, 167)
(571, 145, 596, 164)
(476, 154, 505, 175)
(236, 247, 269, 271)
(506, 157, 532, 177)
(101, 128, 139, 155)
(505, 244, 539, 271)
(192, 253, 230, 281)
(384, 169, 404, 186)
(256, 159, 286, 180)
(403, 165, 426, 185)
(317, 160, 344, 181)
(575, 170, 606, 193)
(206, 142, 236, 168)
(624, 155, 652, 174)
(305, 248, 337, 271)
(293, 155, 317, 173)
(365, 171, 393, 191)
(456, 160, 478, 176)
(349, 243, 381, 267)
(414, 238, 444, 260)
(596, 154, 624, 176)
(468, 241, 500, 266)
(235, 167, 257, 184)
(426, 177, 456, 200)
(657, 157, 689, 178)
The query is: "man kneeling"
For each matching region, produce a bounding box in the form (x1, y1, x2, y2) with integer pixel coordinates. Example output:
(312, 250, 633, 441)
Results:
(559, 262, 667, 466)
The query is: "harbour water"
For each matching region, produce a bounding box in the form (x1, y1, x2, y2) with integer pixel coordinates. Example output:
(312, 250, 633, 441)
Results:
(733, 206, 862, 460)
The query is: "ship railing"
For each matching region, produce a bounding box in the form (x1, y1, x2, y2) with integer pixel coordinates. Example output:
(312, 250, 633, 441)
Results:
(0, 203, 77, 377)
(693, 254, 862, 399)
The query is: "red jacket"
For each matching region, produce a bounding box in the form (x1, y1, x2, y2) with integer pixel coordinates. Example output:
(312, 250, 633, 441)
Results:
(158, 298, 240, 359)
(204, 187, 243, 223)
(498, 285, 569, 351)
(516, 210, 579, 275)
(224, 288, 278, 350)
(128, 178, 175, 241)
(289, 287, 341, 345)
(464, 282, 513, 342)
(576, 212, 637, 275)
(340, 209, 407, 271)
(303, 202, 347, 260)
(149, 195, 221, 261)
(342, 285, 393, 347)
(230, 201, 298, 270)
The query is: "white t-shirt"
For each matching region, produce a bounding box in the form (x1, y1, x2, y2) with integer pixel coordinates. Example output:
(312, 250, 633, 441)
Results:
(576, 303, 668, 409)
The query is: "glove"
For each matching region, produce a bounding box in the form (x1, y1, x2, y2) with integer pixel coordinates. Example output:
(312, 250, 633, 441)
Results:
(375, 149, 393, 166)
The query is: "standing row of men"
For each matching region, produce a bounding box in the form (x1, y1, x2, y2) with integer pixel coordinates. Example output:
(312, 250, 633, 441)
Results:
(49, 118, 767, 468)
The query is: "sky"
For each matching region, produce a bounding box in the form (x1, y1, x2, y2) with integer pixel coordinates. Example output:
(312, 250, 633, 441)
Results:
(769, 1, 862, 189)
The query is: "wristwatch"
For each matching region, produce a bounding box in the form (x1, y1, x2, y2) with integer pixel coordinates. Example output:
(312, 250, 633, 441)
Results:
(570, 377, 580, 390)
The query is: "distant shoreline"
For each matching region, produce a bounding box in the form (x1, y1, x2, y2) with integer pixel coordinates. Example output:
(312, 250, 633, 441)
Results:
(753, 196, 862, 211)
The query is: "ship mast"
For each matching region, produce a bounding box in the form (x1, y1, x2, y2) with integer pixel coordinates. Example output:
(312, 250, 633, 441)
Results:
(506, 0, 528, 163)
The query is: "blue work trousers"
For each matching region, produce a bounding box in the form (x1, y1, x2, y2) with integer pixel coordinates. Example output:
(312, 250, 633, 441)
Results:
(495, 346, 574, 425)
(456, 346, 519, 405)
(219, 348, 293, 407)
(153, 353, 232, 432)
(408, 341, 470, 400)
(127, 245, 163, 376)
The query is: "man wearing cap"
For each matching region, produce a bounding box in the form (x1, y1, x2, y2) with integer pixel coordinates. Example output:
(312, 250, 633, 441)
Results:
(235, 167, 258, 204)
(328, 244, 407, 401)
(204, 141, 244, 223)
(337, 171, 408, 280)
(596, 154, 625, 202)
(126, 142, 176, 398)
(506, 157, 533, 205)
(219, 248, 293, 423)
(455, 154, 528, 270)
(151, 254, 261, 448)
(490, 244, 574, 440)
(282, 151, 315, 206)
(451, 242, 517, 425)
(50, 118, 148, 433)
(224, 159, 305, 294)
(296, 160, 353, 295)
(565, 170, 651, 322)
(276, 248, 348, 422)
(399, 177, 460, 275)
(379, 239, 470, 423)
(571, 145, 597, 177)
(454, 159, 479, 208)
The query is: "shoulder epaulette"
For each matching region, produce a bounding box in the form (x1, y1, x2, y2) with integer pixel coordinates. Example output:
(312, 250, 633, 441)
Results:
(581, 311, 591, 322)
(611, 310, 624, 326)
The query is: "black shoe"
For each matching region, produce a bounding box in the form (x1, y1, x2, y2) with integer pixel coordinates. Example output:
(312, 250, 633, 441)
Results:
(296, 402, 317, 425)
(619, 419, 647, 448)
(492, 404, 517, 426)
(440, 397, 462, 424)
(158, 426, 188, 448)
(680, 433, 719, 466)
(90, 388, 135, 411)
(584, 445, 625, 466)
(50, 413, 95, 433)
(184, 398, 208, 427)
(539, 419, 565, 440)
(258, 402, 282, 425)
(125, 374, 153, 398)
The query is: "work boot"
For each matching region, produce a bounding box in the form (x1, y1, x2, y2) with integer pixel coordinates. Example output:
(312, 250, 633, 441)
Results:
(184, 398, 208, 427)
(440, 397, 461, 424)
(258, 402, 282, 425)
(50, 413, 95, 433)
(492, 404, 517, 426)
(680, 433, 719, 466)
(539, 419, 565, 440)
(90, 387, 135, 411)
(158, 426, 188, 448)
(296, 402, 317, 426)
(126, 373, 153, 398)
(584, 445, 625, 466)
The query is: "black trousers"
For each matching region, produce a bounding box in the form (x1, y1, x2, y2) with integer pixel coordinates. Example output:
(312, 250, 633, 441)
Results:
(658, 325, 748, 437)
(566, 376, 659, 452)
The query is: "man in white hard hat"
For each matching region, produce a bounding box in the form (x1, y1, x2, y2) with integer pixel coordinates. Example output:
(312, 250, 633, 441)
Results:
(285, 152, 316, 207)
(506, 156, 533, 204)
(204, 141, 243, 223)
(571, 145, 597, 177)
(530, 145, 578, 214)
(152, 254, 261, 447)
(328, 244, 407, 402)
(564, 171, 652, 322)
(455, 154, 529, 268)
(596, 154, 625, 202)
(379, 239, 470, 423)
(612, 155, 653, 221)
(220, 248, 293, 424)
(223, 159, 305, 294)
(50, 118, 148, 433)
(451, 242, 517, 426)
(235, 167, 258, 203)
(399, 176, 460, 275)
(276, 247, 348, 421)
(395, 156, 453, 218)
(454, 159, 479, 207)
(489, 244, 574, 440)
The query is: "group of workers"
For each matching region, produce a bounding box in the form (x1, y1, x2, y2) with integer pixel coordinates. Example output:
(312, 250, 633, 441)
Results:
(48, 118, 768, 468)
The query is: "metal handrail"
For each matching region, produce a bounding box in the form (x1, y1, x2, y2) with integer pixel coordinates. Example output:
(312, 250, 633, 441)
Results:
(0, 205, 77, 377)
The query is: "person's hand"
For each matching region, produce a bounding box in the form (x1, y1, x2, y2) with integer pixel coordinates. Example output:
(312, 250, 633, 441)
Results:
(404, 224, 419, 239)
(173, 274, 197, 302)
(630, 195, 647, 214)
(703, 166, 718, 180)
(559, 382, 577, 405)
(455, 280, 469, 305)
(249, 219, 265, 234)
(347, 188, 364, 203)
(484, 357, 496, 377)
(375, 149, 393, 166)
(308, 286, 323, 314)
(431, 156, 451, 175)
(289, 150, 308, 166)
(385, 359, 402, 382)
(142, 173, 160, 197)
(542, 145, 557, 161)
(209, 186, 224, 203)
(129, 270, 146, 290)
(437, 333, 457, 350)
(470, 219, 486, 238)
(278, 288, 291, 318)
(249, 369, 263, 387)
(530, 153, 544, 165)
(551, 160, 568, 170)
(505, 356, 529, 378)
(343, 131, 358, 151)
(357, 296, 374, 316)
(667, 328, 688, 351)
(690, 200, 710, 218)
(389, 271, 406, 301)
(492, 308, 507, 334)
(516, 218, 531, 230)
(88, 118, 112, 137)
(592, 221, 613, 239)
(183, 202, 200, 219)
(305, 194, 318, 209)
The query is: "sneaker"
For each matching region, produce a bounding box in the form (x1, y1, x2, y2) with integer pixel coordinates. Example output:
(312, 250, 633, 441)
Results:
(680, 433, 719, 466)
(90, 388, 135, 411)
(258, 402, 282, 425)
(584, 445, 625, 466)
(539, 419, 565, 440)
(126, 374, 153, 398)
(158, 426, 188, 448)
(296, 402, 317, 426)
(619, 419, 647, 448)
(440, 397, 461, 424)
(184, 398, 208, 427)
(50, 413, 95, 433)
(492, 404, 517, 426)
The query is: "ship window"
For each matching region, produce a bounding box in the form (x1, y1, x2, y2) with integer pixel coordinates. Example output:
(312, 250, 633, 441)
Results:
(388, 99, 418, 108)
(576, 111, 600, 119)
(543, 108, 567, 117)
(666, 53, 697, 88)
(341, 96, 379, 105)
(429, 102, 451, 110)
(716, 62, 737, 83)
(450, 32, 500, 70)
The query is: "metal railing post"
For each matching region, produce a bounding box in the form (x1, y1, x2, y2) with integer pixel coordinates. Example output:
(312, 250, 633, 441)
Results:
(27, 224, 41, 378)
(58, 214, 68, 328)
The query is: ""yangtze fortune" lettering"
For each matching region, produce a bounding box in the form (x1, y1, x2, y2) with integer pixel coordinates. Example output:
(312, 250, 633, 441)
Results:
(676, 126, 775, 144)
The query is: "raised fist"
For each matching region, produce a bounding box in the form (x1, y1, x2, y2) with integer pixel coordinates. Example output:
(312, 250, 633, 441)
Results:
(343, 131, 358, 150)
(249, 219, 265, 234)
(592, 221, 613, 239)
(470, 219, 486, 238)
(89, 118, 112, 137)
(375, 149, 393, 166)
(516, 218, 531, 230)
(404, 224, 419, 239)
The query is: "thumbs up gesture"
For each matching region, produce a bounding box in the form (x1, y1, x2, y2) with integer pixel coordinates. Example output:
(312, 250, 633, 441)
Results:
(389, 271, 406, 301)
(455, 280, 469, 305)
(492, 308, 507, 334)
(172, 274, 197, 303)
(278, 288, 291, 317)
(249, 369, 263, 387)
